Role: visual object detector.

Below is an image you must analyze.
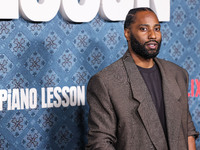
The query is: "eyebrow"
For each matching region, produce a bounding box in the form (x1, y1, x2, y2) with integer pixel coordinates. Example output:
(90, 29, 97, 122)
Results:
(139, 24, 161, 27)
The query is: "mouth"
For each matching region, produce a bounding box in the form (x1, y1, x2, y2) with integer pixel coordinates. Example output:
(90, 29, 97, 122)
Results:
(145, 41, 158, 50)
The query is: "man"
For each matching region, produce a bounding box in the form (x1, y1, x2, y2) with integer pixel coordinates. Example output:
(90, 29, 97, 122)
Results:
(86, 8, 199, 150)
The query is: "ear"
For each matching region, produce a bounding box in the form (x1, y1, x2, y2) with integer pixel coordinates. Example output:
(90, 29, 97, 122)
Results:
(124, 28, 130, 41)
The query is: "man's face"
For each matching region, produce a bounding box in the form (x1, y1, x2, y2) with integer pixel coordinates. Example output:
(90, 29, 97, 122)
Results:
(125, 11, 162, 59)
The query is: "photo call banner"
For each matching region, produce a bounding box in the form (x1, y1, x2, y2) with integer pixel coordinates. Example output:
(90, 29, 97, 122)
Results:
(0, 0, 199, 149)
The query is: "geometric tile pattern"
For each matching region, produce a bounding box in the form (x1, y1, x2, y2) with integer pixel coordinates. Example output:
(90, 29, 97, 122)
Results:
(0, 1, 199, 149)
(58, 49, 77, 72)
(169, 40, 184, 61)
(0, 21, 15, 40)
(183, 22, 197, 42)
(87, 47, 105, 70)
(7, 73, 29, 89)
(39, 69, 60, 87)
(44, 31, 62, 54)
(103, 28, 121, 50)
(38, 109, 58, 132)
(6, 112, 28, 137)
(21, 128, 42, 149)
(24, 52, 46, 76)
(9, 32, 30, 57)
(172, 6, 186, 27)
(72, 66, 91, 85)
(73, 30, 91, 53)
(54, 125, 73, 149)
(0, 54, 13, 80)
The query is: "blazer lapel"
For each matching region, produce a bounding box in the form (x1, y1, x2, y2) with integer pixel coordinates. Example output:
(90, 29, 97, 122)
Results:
(122, 52, 168, 150)
(155, 58, 182, 150)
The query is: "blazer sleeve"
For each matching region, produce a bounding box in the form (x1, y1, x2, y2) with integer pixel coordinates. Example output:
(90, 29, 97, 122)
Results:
(184, 69, 199, 139)
(86, 75, 117, 150)
(187, 109, 199, 139)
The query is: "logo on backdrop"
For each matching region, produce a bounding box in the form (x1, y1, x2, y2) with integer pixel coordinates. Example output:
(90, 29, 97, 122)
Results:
(0, 86, 85, 111)
(188, 79, 200, 97)
(0, 0, 170, 22)
(1, 78, 199, 111)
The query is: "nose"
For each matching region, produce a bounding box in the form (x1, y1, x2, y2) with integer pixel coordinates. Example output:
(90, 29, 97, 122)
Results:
(148, 29, 156, 39)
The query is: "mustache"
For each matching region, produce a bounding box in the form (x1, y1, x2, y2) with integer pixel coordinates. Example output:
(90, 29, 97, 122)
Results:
(144, 40, 160, 45)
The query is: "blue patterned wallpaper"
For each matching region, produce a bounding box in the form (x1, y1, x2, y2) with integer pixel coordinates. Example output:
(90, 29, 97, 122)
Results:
(0, 0, 199, 149)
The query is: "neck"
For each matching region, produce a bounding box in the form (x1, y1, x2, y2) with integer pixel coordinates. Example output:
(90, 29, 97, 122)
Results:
(129, 49, 155, 68)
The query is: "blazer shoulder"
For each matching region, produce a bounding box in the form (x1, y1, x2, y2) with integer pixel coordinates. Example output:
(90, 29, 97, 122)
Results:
(157, 58, 188, 75)
(95, 58, 125, 78)
(89, 57, 128, 88)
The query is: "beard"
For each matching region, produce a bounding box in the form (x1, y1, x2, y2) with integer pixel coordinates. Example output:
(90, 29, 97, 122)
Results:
(130, 33, 161, 59)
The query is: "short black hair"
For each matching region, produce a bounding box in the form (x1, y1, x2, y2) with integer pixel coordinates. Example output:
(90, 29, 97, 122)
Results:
(124, 7, 155, 29)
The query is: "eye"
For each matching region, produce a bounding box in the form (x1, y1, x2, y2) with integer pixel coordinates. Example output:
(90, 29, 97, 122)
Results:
(139, 27, 148, 32)
(154, 27, 160, 32)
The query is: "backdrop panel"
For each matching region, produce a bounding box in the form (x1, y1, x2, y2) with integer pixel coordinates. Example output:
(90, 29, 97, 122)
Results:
(0, 0, 199, 149)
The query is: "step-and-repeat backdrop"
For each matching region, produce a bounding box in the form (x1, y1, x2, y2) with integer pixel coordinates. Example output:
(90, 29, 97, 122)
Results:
(0, 0, 200, 149)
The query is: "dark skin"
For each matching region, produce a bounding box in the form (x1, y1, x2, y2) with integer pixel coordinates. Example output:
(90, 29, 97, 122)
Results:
(124, 10, 196, 150)
(124, 11, 161, 68)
